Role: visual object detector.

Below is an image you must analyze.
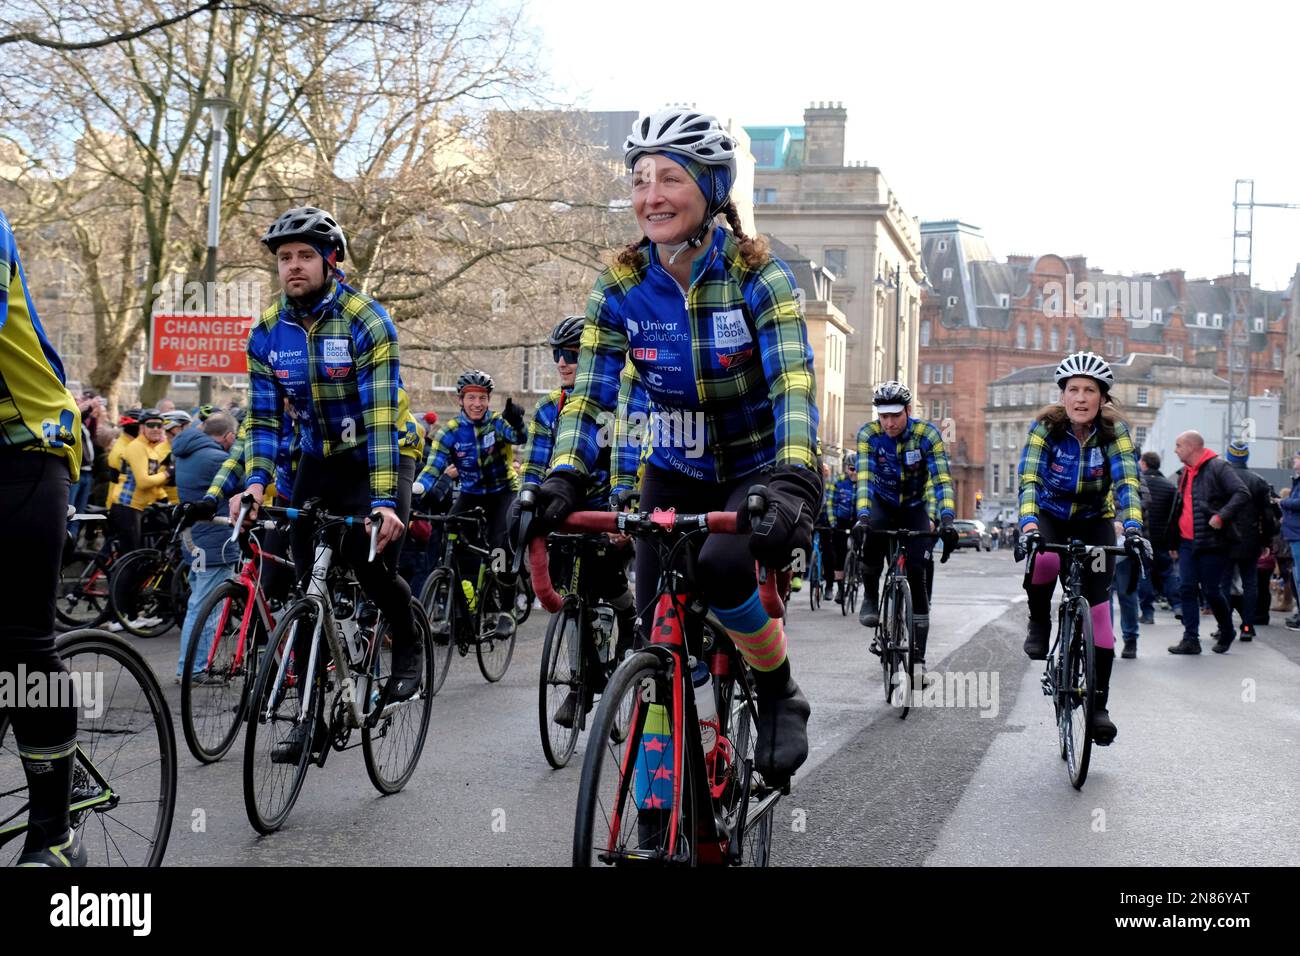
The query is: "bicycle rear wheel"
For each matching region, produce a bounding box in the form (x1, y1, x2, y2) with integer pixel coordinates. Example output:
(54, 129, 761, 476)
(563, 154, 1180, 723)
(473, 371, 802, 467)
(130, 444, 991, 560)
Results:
(109, 549, 177, 638)
(419, 568, 456, 696)
(476, 575, 516, 682)
(56, 550, 112, 629)
(181, 579, 259, 764)
(363, 599, 435, 794)
(573, 651, 696, 866)
(843, 552, 859, 616)
(539, 600, 584, 769)
(1062, 600, 1095, 789)
(0, 629, 177, 866)
(243, 600, 322, 834)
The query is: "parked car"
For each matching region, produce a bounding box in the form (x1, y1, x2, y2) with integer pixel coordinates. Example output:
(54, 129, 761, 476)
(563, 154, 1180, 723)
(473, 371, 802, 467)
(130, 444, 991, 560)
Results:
(952, 519, 992, 551)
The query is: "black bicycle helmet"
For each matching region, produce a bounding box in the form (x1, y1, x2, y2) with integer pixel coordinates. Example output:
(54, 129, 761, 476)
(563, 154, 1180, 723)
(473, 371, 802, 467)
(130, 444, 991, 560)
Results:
(261, 206, 347, 262)
(456, 369, 495, 394)
(872, 381, 913, 411)
(548, 315, 585, 349)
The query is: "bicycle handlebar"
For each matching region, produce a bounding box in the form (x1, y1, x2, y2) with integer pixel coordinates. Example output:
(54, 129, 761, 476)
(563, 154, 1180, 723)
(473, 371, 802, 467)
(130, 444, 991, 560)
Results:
(1023, 539, 1141, 594)
(526, 509, 787, 619)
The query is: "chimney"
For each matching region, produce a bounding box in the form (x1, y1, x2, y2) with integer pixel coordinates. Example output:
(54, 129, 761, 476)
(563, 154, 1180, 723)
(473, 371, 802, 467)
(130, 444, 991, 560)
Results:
(1065, 255, 1088, 283)
(1159, 269, 1186, 299)
(803, 101, 847, 167)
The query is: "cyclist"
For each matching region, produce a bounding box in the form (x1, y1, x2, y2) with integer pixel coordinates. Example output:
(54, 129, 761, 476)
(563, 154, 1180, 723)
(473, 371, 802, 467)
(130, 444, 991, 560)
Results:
(161, 410, 191, 504)
(530, 107, 823, 786)
(1016, 351, 1145, 745)
(522, 315, 637, 728)
(413, 369, 526, 636)
(852, 381, 959, 675)
(826, 455, 856, 604)
(236, 206, 422, 764)
(0, 207, 87, 865)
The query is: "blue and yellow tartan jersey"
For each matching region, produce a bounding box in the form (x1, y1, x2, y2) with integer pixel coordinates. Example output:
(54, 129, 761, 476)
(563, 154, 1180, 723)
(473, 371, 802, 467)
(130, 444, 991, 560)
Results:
(610, 361, 652, 504)
(855, 418, 955, 521)
(0, 209, 80, 480)
(549, 228, 819, 486)
(416, 410, 525, 495)
(245, 279, 402, 509)
(207, 415, 300, 504)
(827, 475, 856, 526)
(521, 386, 610, 509)
(395, 385, 424, 465)
(1016, 418, 1142, 532)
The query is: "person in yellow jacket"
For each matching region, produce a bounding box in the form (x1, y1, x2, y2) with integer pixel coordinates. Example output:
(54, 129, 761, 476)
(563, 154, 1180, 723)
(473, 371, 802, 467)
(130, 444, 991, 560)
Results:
(104, 411, 140, 509)
(109, 408, 172, 552)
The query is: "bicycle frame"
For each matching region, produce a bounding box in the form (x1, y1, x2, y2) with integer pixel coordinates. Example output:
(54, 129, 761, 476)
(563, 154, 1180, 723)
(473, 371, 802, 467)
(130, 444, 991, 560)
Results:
(0, 747, 116, 848)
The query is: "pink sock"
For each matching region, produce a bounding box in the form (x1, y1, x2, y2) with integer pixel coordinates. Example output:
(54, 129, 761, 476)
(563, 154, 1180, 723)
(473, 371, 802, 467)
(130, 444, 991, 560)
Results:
(1090, 601, 1115, 650)
(1031, 552, 1060, 585)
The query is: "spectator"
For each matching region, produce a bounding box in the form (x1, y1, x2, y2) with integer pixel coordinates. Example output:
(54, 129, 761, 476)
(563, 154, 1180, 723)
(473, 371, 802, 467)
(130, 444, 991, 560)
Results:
(67, 411, 95, 545)
(1165, 431, 1249, 655)
(1137, 450, 1180, 628)
(1216, 442, 1275, 642)
(157, 398, 175, 413)
(1278, 453, 1300, 630)
(1111, 519, 1141, 657)
(172, 412, 239, 682)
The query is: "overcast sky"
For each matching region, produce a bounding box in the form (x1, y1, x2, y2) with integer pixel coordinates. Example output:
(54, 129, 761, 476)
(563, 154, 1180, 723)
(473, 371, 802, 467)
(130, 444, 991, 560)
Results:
(526, 0, 1300, 290)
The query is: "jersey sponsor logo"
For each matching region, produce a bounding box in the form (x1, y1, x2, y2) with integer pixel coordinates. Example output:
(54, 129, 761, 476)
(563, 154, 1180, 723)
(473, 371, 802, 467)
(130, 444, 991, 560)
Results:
(482, 431, 495, 450)
(323, 338, 350, 363)
(632, 347, 658, 361)
(905, 449, 922, 466)
(642, 370, 665, 388)
(1089, 447, 1104, 467)
(717, 347, 751, 369)
(325, 366, 350, 379)
(275, 369, 291, 379)
(712, 309, 752, 349)
(628, 316, 690, 343)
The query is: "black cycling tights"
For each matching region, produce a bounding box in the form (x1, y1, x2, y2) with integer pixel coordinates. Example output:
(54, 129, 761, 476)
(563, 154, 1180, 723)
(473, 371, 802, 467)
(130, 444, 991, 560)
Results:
(635, 464, 756, 644)
(863, 503, 933, 618)
(0, 449, 77, 849)
(290, 453, 416, 650)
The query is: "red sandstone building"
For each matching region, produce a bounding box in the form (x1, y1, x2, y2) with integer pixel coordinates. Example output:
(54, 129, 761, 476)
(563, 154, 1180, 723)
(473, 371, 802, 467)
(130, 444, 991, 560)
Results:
(915, 221, 1287, 517)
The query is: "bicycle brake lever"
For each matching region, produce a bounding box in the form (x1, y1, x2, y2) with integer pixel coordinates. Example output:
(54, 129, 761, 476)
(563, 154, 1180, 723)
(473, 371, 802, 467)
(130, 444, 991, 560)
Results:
(368, 511, 383, 563)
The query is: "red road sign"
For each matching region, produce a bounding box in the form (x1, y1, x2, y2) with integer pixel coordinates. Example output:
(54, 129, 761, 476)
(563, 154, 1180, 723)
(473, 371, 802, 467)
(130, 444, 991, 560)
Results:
(150, 314, 253, 376)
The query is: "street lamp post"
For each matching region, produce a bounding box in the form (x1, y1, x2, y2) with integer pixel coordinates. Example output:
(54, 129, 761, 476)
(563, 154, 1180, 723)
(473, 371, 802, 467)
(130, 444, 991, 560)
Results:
(199, 96, 235, 406)
(874, 265, 904, 380)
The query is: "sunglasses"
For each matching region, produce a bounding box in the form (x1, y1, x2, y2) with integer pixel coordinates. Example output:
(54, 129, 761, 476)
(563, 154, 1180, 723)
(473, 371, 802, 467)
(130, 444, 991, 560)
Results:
(552, 348, 579, 365)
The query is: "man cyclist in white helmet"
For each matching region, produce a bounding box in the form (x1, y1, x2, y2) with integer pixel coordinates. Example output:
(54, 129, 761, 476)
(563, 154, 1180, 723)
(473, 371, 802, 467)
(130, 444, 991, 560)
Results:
(1015, 350, 1147, 744)
(852, 381, 959, 676)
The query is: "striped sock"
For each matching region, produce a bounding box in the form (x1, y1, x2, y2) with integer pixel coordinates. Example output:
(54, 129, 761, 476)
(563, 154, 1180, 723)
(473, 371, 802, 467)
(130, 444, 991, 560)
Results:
(711, 590, 787, 673)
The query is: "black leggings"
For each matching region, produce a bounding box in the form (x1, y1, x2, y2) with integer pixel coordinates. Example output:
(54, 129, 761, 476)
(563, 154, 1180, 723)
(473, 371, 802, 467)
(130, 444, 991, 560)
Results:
(452, 489, 514, 585)
(1026, 512, 1115, 620)
(863, 503, 933, 617)
(290, 453, 416, 648)
(634, 464, 756, 640)
(0, 450, 77, 793)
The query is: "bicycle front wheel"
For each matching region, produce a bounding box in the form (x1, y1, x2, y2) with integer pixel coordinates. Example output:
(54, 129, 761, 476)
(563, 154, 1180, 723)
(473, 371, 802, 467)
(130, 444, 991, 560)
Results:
(363, 599, 435, 795)
(419, 568, 456, 696)
(716, 659, 775, 867)
(890, 578, 913, 718)
(182, 578, 259, 764)
(243, 599, 322, 834)
(109, 549, 177, 638)
(0, 629, 177, 867)
(514, 571, 535, 625)
(476, 576, 517, 682)
(1062, 600, 1095, 789)
(573, 651, 696, 866)
(539, 600, 585, 769)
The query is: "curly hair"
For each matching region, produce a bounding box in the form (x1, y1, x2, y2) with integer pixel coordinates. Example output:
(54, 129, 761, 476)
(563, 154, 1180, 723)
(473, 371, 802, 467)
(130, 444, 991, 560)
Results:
(611, 198, 769, 270)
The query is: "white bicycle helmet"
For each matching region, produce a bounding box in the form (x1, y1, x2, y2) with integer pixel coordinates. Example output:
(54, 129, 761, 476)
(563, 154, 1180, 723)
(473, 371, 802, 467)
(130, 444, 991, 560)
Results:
(1054, 351, 1114, 393)
(872, 381, 913, 413)
(624, 108, 738, 181)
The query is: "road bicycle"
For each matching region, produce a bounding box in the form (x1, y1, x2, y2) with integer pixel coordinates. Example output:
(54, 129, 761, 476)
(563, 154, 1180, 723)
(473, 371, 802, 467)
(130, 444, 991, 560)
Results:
(536, 488, 789, 866)
(866, 528, 941, 719)
(179, 513, 295, 764)
(1024, 538, 1134, 789)
(807, 527, 827, 611)
(56, 502, 170, 629)
(841, 540, 861, 617)
(242, 499, 434, 833)
(0, 629, 177, 866)
(416, 508, 518, 694)
(108, 505, 190, 637)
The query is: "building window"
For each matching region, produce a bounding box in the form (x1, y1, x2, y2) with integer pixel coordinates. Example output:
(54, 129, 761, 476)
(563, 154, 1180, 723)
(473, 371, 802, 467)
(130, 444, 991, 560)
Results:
(1275, 346, 1283, 370)
(938, 240, 948, 253)
(1066, 328, 1076, 351)
(1033, 327, 1043, 350)
(751, 140, 776, 166)
(946, 364, 954, 384)
(1135, 426, 1148, 448)
(942, 267, 953, 281)
(430, 368, 458, 391)
(920, 320, 931, 346)
(1196, 312, 1207, 327)
(946, 296, 957, 309)
(999, 293, 1010, 308)
(1115, 337, 1124, 357)
(1212, 313, 1223, 328)
(1016, 324, 1027, 349)
(1175, 343, 1185, 360)
(1050, 328, 1059, 351)
(1009, 386, 1020, 406)
(992, 464, 1000, 495)
(1137, 387, 1149, 406)
(1152, 308, 1163, 323)
(993, 387, 1002, 407)
(922, 364, 931, 384)
(992, 425, 1001, 449)
(944, 400, 952, 420)
(823, 248, 846, 278)
(1254, 316, 1266, 332)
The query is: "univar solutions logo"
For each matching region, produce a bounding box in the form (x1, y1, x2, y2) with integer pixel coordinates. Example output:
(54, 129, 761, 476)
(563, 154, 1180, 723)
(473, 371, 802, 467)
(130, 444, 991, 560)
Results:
(49, 886, 152, 936)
